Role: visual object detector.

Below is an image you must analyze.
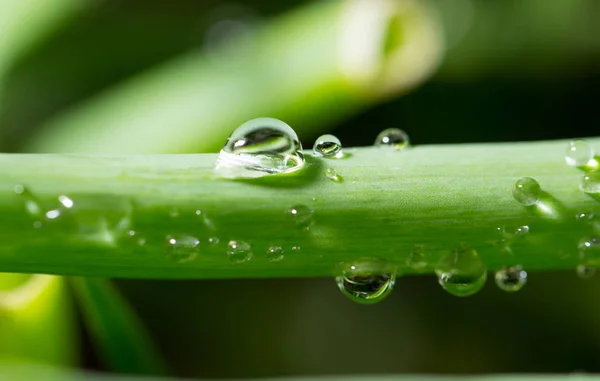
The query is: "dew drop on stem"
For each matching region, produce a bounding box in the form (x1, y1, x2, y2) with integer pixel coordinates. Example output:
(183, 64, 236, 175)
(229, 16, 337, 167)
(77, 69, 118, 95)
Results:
(335, 258, 396, 304)
(495, 266, 527, 292)
(313, 134, 343, 158)
(214, 117, 304, 179)
(374, 128, 410, 150)
(435, 247, 487, 297)
(512, 177, 541, 206)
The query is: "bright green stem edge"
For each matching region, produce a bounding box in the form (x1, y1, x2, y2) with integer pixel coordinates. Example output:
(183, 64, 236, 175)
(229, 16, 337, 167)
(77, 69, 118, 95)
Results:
(0, 137, 598, 279)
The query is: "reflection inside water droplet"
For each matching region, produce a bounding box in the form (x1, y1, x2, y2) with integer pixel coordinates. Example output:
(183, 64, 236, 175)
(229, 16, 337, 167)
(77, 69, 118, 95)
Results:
(335, 258, 396, 304)
(565, 140, 595, 168)
(267, 246, 284, 262)
(313, 134, 343, 158)
(512, 177, 541, 206)
(166, 235, 199, 263)
(495, 266, 527, 292)
(215, 118, 304, 179)
(580, 172, 600, 195)
(227, 240, 252, 263)
(577, 264, 596, 280)
(374, 128, 410, 150)
(287, 204, 313, 229)
(435, 247, 487, 297)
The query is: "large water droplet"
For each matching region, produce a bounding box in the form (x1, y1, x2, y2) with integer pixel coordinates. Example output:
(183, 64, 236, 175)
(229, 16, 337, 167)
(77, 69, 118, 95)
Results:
(335, 259, 396, 304)
(512, 177, 541, 206)
(495, 266, 527, 292)
(214, 117, 304, 178)
(267, 246, 284, 262)
(313, 134, 343, 158)
(566, 140, 595, 168)
(374, 128, 410, 150)
(325, 168, 343, 183)
(227, 240, 252, 263)
(580, 172, 600, 195)
(287, 204, 313, 229)
(166, 235, 200, 263)
(577, 264, 596, 280)
(435, 247, 487, 297)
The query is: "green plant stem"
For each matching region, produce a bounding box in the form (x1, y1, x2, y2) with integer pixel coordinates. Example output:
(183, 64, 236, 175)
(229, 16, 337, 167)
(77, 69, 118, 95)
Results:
(1, 137, 599, 279)
(25, 0, 442, 154)
(70, 278, 168, 375)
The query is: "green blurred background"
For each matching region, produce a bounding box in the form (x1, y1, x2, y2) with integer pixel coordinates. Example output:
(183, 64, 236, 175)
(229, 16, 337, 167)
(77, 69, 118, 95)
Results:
(1, 0, 600, 378)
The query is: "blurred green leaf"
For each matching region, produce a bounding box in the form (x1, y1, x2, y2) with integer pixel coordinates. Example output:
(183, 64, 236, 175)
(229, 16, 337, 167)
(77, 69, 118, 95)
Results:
(26, 0, 442, 154)
(70, 277, 168, 375)
(0, 274, 77, 365)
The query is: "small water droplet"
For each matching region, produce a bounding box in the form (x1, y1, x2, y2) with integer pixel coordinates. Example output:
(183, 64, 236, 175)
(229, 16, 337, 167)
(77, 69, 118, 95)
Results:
(166, 235, 199, 263)
(267, 246, 284, 262)
(33, 221, 42, 229)
(435, 247, 487, 297)
(576, 212, 594, 221)
(512, 177, 541, 206)
(125, 230, 146, 247)
(45, 209, 61, 220)
(291, 245, 300, 251)
(374, 128, 410, 150)
(335, 259, 396, 304)
(227, 240, 252, 263)
(407, 244, 428, 270)
(515, 225, 530, 236)
(58, 195, 74, 209)
(209, 237, 220, 244)
(580, 172, 600, 195)
(313, 134, 343, 158)
(577, 264, 596, 279)
(287, 204, 313, 229)
(215, 118, 304, 178)
(495, 266, 527, 292)
(325, 168, 343, 182)
(566, 140, 595, 168)
(14, 185, 43, 216)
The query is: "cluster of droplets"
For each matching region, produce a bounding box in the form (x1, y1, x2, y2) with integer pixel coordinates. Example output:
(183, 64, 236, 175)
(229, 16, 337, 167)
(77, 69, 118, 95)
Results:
(563, 139, 600, 277)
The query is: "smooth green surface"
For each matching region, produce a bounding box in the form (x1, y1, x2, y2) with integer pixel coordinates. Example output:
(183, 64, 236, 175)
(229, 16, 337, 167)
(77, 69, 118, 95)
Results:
(0, 275, 77, 365)
(70, 278, 167, 375)
(0, 0, 81, 79)
(26, 0, 442, 154)
(0, 362, 598, 381)
(0, 138, 598, 279)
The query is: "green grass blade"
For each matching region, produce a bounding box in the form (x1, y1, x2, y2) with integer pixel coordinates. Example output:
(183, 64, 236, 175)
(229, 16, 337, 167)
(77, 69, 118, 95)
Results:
(70, 277, 168, 375)
(0, 274, 77, 365)
(0, 362, 598, 381)
(26, 0, 442, 154)
(0, 137, 599, 278)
